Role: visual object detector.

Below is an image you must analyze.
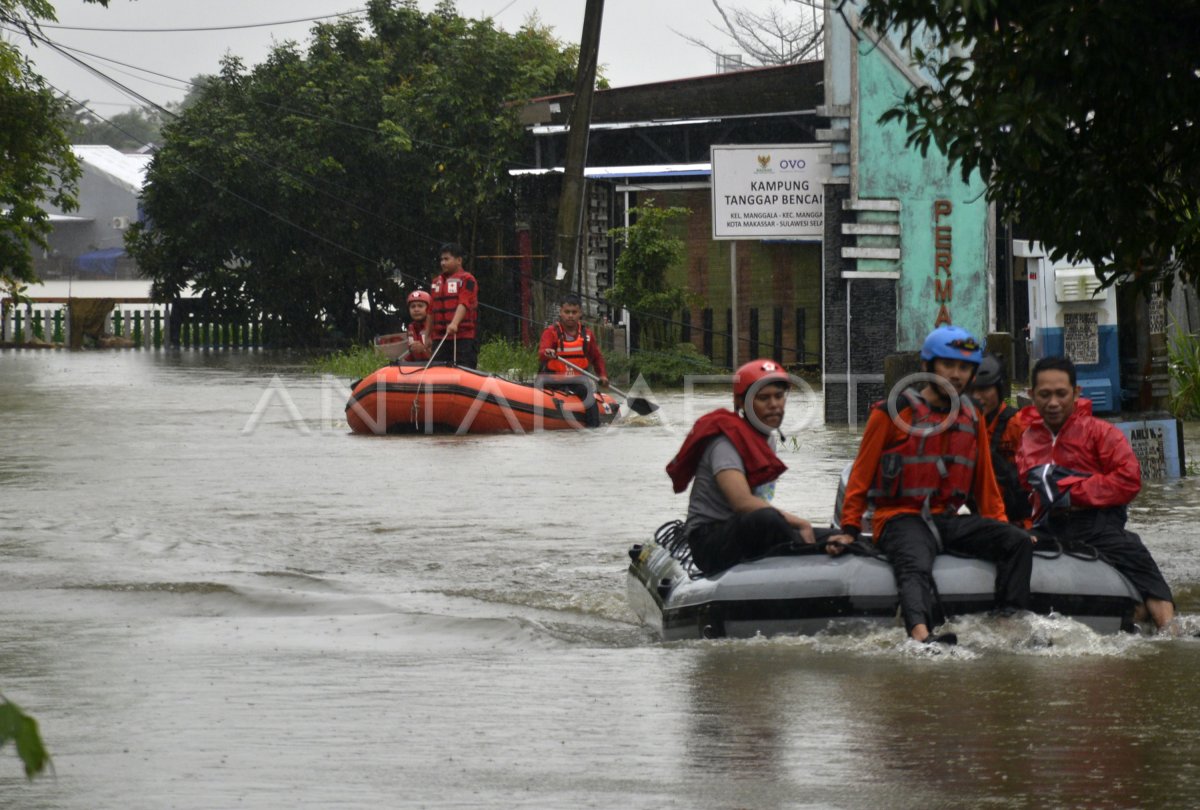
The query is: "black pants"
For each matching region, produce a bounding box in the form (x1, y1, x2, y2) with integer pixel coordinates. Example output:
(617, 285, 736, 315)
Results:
(687, 508, 797, 576)
(1038, 508, 1173, 604)
(445, 337, 477, 369)
(878, 512, 1034, 634)
(536, 376, 600, 427)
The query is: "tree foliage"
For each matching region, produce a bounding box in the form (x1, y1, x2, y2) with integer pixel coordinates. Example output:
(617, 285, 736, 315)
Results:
(857, 1, 1200, 293)
(606, 202, 690, 351)
(128, 0, 580, 345)
(62, 100, 163, 149)
(677, 0, 823, 68)
(0, 0, 109, 295)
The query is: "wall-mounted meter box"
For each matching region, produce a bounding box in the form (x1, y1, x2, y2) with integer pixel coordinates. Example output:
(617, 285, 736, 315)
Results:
(1013, 240, 1119, 413)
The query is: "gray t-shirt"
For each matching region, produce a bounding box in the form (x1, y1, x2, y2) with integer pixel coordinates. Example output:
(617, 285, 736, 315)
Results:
(685, 435, 778, 533)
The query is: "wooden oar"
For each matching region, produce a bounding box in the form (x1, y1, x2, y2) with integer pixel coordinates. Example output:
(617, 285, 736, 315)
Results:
(554, 356, 659, 416)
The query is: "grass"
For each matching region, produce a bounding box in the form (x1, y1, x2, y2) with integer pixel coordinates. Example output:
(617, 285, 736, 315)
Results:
(1168, 327, 1200, 419)
(309, 336, 729, 388)
(629, 343, 721, 385)
(310, 344, 388, 379)
(477, 337, 541, 380)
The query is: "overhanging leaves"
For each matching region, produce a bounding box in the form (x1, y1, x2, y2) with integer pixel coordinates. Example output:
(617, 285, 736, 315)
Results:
(858, 0, 1200, 294)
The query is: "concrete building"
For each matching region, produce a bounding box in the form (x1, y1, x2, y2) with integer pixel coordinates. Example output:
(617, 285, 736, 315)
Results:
(820, 8, 993, 424)
(513, 62, 827, 366)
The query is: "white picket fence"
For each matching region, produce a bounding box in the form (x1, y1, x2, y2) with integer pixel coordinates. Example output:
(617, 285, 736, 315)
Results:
(0, 304, 170, 348)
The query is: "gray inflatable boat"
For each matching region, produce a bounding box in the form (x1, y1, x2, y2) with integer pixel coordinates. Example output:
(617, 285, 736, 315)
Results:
(628, 511, 1143, 641)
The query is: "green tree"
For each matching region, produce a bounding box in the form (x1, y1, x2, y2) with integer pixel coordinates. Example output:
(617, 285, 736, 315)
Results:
(857, 1, 1200, 292)
(1, 0, 110, 295)
(128, 0, 580, 345)
(63, 100, 163, 149)
(606, 202, 690, 351)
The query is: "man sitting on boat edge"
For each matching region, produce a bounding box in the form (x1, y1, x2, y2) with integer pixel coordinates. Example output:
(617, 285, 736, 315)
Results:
(1017, 355, 1176, 631)
(968, 353, 1032, 527)
(667, 359, 832, 577)
(538, 293, 609, 428)
(827, 325, 1036, 645)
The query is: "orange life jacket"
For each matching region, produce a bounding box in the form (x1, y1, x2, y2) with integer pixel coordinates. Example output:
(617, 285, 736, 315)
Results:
(867, 388, 980, 515)
(545, 324, 590, 373)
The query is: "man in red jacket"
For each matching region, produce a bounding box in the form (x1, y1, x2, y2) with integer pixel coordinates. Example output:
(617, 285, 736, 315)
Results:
(1017, 356, 1175, 629)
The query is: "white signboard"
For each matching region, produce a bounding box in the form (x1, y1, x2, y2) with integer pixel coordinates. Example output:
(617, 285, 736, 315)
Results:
(711, 144, 831, 240)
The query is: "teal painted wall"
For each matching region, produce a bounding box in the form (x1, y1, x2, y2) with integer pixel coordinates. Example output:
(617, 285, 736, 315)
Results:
(856, 42, 991, 350)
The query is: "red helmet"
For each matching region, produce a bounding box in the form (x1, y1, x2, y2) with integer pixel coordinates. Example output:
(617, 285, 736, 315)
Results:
(732, 358, 789, 400)
(407, 290, 432, 305)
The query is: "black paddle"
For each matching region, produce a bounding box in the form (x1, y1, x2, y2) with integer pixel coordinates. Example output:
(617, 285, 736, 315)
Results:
(554, 356, 659, 416)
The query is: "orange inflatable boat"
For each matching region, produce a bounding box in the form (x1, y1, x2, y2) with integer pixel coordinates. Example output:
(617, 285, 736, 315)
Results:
(345, 362, 621, 434)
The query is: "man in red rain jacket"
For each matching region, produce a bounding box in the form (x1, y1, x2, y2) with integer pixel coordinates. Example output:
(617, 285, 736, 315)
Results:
(1017, 355, 1175, 630)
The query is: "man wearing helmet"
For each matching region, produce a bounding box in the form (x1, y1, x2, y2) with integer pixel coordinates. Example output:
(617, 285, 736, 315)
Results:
(829, 325, 1036, 644)
(968, 353, 1032, 527)
(666, 359, 825, 576)
(405, 289, 433, 361)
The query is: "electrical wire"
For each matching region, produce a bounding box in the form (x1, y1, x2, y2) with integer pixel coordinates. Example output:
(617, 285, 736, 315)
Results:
(37, 8, 369, 34)
(21, 22, 820, 362)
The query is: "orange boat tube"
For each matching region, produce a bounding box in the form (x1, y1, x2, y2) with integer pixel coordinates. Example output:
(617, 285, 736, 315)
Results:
(345, 362, 621, 434)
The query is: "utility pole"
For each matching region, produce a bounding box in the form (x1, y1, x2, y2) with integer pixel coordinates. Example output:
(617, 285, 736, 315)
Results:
(549, 0, 604, 305)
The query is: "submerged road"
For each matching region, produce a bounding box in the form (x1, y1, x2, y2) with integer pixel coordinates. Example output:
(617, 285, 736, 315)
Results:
(1, 350, 1198, 808)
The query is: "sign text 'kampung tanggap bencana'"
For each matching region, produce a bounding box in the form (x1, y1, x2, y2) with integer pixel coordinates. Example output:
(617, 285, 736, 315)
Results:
(710, 144, 832, 240)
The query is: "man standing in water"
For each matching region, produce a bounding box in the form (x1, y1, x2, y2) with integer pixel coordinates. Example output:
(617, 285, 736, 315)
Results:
(429, 242, 479, 368)
(1018, 355, 1176, 630)
(828, 325, 1036, 645)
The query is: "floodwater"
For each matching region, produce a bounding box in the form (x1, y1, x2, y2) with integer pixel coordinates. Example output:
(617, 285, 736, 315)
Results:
(2, 350, 1199, 809)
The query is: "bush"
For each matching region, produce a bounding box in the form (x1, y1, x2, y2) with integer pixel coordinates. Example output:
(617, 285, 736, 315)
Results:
(1168, 328, 1200, 418)
(310, 344, 387, 379)
(477, 337, 540, 380)
(630, 343, 721, 386)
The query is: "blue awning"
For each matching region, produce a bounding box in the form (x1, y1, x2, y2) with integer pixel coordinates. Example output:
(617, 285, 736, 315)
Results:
(74, 247, 125, 276)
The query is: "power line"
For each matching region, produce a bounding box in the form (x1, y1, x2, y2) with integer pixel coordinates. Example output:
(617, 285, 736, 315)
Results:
(23, 21, 816, 361)
(37, 8, 369, 34)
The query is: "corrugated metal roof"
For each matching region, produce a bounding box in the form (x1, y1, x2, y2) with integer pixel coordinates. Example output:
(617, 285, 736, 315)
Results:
(72, 146, 151, 194)
(13, 280, 198, 302)
(510, 163, 711, 179)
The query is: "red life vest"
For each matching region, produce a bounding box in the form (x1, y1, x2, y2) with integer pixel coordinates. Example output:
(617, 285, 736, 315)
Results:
(430, 270, 477, 340)
(546, 324, 590, 373)
(867, 388, 980, 514)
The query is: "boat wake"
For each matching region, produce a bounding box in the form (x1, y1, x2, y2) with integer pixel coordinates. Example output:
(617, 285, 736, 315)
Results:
(660, 610, 1191, 659)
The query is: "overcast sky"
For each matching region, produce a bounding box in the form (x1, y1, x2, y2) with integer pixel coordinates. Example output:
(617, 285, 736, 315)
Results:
(11, 0, 809, 114)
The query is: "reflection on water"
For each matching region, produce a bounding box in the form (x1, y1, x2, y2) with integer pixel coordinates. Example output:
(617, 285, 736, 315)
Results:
(0, 351, 1198, 809)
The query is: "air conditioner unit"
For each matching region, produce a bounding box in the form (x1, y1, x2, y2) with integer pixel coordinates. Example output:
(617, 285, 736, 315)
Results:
(1054, 265, 1108, 302)
(111, 216, 130, 230)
